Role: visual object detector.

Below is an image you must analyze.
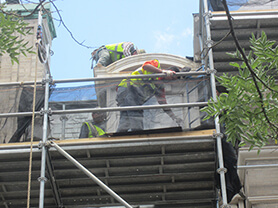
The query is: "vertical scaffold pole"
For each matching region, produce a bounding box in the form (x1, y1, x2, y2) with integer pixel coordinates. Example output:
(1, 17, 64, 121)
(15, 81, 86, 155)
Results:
(201, 0, 229, 206)
(39, 73, 50, 208)
(37, 8, 51, 208)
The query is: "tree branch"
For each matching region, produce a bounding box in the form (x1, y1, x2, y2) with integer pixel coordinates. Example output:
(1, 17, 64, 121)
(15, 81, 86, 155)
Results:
(1, 0, 97, 50)
(0, 0, 45, 18)
(49, 0, 96, 49)
(201, 30, 231, 59)
(221, 0, 278, 131)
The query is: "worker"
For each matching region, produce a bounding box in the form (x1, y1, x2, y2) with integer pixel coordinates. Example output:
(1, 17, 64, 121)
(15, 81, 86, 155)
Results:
(91, 42, 144, 69)
(79, 110, 106, 138)
(92, 42, 145, 108)
(116, 59, 183, 132)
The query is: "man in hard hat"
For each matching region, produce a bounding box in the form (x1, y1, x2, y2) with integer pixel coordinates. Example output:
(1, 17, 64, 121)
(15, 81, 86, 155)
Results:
(91, 42, 144, 69)
(79, 110, 106, 138)
(116, 59, 183, 132)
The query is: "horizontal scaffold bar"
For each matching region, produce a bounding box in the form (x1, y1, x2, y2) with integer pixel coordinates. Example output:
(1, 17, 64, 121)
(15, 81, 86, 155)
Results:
(0, 102, 208, 118)
(0, 71, 207, 86)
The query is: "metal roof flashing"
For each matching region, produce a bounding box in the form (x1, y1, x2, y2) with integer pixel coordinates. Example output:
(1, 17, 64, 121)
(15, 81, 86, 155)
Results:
(211, 9, 278, 20)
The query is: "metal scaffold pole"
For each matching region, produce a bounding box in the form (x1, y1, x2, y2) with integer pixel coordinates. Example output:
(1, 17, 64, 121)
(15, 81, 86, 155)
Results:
(49, 141, 133, 208)
(36, 8, 52, 208)
(0, 102, 208, 118)
(0, 71, 207, 87)
(200, 0, 229, 206)
(38, 73, 50, 208)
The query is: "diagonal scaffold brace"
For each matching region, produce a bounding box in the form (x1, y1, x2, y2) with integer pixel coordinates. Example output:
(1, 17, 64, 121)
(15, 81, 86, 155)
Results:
(48, 141, 134, 208)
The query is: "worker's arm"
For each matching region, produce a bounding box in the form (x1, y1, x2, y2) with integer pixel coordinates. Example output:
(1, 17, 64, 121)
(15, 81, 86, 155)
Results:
(123, 42, 136, 57)
(143, 64, 163, 73)
(155, 89, 183, 125)
(155, 90, 175, 119)
(79, 123, 89, 138)
(142, 59, 176, 76)
(143, 64, 176, 76)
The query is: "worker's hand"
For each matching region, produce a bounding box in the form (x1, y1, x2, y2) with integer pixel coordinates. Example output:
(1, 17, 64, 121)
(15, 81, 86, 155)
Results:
(175, 117, 183, 126)
(162, 69, 176, 77)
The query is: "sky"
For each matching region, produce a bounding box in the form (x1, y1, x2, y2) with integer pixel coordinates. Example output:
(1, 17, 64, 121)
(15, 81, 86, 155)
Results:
(49, 0, 199, 87)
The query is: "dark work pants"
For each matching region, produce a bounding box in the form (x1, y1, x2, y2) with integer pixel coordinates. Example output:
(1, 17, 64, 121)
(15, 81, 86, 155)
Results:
(116, 86, 144, 132)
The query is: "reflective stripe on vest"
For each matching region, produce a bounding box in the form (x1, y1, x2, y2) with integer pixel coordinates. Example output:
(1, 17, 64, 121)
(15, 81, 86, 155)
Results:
(84, 122, 105, 138)
(105, 42, 125, 62)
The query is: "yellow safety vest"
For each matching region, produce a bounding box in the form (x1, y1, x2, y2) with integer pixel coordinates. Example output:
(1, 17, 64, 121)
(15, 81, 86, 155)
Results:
(118, 59, 161, 89)
(83, 122, 105, 138)
(105, 42, 125, 62)
(118, 60, 162, 102)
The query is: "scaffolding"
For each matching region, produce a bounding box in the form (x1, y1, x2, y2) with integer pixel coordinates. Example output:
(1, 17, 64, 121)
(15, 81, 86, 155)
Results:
(0, 0, 233, 207)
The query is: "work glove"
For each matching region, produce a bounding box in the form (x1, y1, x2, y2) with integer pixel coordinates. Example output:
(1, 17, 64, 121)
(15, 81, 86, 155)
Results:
(180, 67, 191, 72)
(162, 69, 175, 76)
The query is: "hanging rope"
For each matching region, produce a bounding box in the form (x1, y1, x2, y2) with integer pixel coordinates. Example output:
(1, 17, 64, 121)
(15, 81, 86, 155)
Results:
(26, 48, 39, 208)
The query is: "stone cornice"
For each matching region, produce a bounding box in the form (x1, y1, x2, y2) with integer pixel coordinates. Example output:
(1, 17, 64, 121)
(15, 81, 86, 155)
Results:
(95, 53, 200, 77)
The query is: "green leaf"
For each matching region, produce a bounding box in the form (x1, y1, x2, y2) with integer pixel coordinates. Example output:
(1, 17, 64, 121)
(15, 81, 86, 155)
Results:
(207, 32, 278, 150)
(230, 62, 240, 68)
(0, 8, 32, 64)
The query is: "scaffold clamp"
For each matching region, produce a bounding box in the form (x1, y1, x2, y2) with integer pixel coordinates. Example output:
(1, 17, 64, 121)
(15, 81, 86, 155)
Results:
(37, 176, 48, 182)
(42, 76, 53, 85)
(47, 140, 56, 147)
(217, 167, 227, 174)
(203, 11, 212, 18)
(213, 132, 224, 138)
(38, 141, 50, 149)
(40, 108, 52, 116)
(206, 68, 217, 74)
(205, 39, 214, 46)
(60, 115, 68, 121)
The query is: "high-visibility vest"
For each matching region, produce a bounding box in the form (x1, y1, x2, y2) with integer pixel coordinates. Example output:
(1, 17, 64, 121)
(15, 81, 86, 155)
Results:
(117, 60, 162, 102)
(83, 122, 105, 138)
(118, 59, 161, 89)
(105, 42, 125, 62)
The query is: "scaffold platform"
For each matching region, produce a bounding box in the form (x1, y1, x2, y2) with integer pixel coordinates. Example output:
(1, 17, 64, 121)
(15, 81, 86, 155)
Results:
(0, 129, 217, 208)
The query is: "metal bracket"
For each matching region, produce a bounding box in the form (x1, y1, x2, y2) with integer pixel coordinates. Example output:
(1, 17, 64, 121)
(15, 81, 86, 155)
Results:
(206, 68, 217, 74)
(40, 108, 52, 116)
(37, 176, 48, 182)
(213, 132, 224, 139)
(217, 167, 228, 174)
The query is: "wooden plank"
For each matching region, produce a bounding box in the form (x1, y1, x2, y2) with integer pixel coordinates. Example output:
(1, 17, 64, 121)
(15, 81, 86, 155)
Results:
(0, 129, 215, 147)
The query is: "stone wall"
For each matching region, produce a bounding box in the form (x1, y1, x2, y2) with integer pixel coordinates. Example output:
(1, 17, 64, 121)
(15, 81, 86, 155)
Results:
(0, 17, 53, 143)
(0, 19, 49, 83)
